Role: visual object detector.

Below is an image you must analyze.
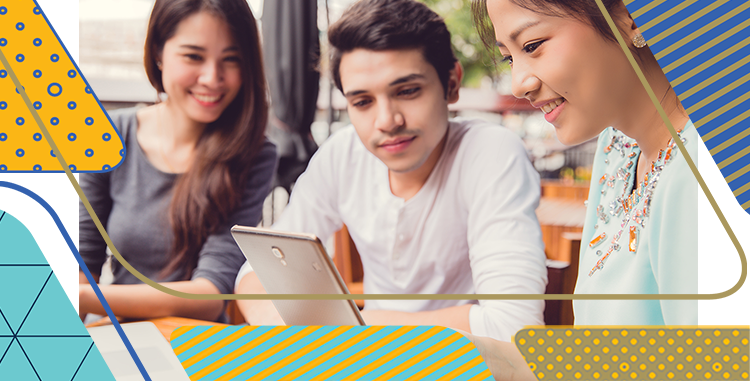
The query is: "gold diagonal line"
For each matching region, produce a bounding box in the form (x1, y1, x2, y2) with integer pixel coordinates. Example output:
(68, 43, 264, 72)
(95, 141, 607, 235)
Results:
(640, 0, 699, 33)
(663, 17, 750, 74)
(0, 49, 73, 178)
(594, 0, 747, 301)
(648, 0, 729, 47)
(696, 90, 750, 128)
(686, 71, 750, 114)
(670, 34, 750, 86)
(631, 0, 668, 20)
(679, 54, 750, 100)
(704, 110, 750, 145)
(653, 0, 740, 56)
(733, 182, 750, 198)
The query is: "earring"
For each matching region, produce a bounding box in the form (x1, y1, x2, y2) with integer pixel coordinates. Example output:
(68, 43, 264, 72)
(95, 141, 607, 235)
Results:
(633, 33, 647, 48)
(157, 61, 163, 69)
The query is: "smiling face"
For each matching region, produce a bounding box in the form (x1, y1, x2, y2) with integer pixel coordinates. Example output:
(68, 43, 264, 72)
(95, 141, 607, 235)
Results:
(339, 48, 460, 174)
(486, 0, 639, 145)
(158, 11, 242, 126)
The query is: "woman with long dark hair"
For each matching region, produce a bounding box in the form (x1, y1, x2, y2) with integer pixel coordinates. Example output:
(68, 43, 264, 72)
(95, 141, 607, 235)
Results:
(78, 0, 276, 322)
(474, 0, 698, 325)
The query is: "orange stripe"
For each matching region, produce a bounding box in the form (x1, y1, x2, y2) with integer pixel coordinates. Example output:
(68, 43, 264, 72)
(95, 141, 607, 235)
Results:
(405, 343, 475, 381)
(281, 326, 386, 380)
(187, 326, 287, 379)
(246, 326, 352, 381)
(375, 332, 463, 380)
(215, 326, 320, 381)
(173, 326, 226, 356)
(311, 326, 415, 380)
(170, 325, 196, 342)
(180, 326, 258, 369)
(347, 327, 444, 380)
(436, 355, 484, 380)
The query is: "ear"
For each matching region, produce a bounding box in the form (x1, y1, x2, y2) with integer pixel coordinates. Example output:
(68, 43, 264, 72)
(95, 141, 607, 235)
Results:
(614, 3, 640, 41)
(446, 61, 463, 104)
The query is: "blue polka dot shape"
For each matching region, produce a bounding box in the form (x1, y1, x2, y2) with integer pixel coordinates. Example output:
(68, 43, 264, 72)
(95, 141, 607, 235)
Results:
(0, 1, 124, 172)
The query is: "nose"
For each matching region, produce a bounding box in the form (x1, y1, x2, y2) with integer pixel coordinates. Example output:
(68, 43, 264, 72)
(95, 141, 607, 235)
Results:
(374, 98, 405, 134)
(198, 60, 223, 87)
(510, 61, 541, 100)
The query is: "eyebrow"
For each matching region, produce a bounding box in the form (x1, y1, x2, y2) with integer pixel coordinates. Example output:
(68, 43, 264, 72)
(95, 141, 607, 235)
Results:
(179, 44, 239, 53)
(344, 73, 426, 98)
(495, 21, 541, 48)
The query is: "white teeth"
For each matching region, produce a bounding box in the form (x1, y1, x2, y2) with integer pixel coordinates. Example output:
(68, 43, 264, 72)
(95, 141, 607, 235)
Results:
(541, 99, 563, 114)
(193, 94, 221, 103)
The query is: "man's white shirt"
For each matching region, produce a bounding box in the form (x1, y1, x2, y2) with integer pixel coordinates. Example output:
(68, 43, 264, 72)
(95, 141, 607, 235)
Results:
(237, 118, 547, 341)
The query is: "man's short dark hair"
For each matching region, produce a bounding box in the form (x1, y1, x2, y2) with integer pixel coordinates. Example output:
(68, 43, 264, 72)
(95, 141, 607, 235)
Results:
(328, 0, 458, 96)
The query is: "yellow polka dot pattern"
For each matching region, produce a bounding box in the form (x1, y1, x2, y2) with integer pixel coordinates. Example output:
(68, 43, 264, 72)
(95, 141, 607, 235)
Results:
(515, 328, 749, 380)
(0, 1, 123, 172)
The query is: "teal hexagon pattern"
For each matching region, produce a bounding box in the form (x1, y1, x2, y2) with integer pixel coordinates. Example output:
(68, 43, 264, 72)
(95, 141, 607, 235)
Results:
(0, 209, 114, 380)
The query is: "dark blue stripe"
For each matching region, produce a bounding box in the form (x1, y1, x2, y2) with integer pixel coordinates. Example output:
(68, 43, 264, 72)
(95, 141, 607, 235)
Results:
(682, 63, 750, 109)
(735, 187, 750, 206)
(674, 43, 750, 96)
(712, 135, 750, 163)
(704, 115, 750, 153)
(729, 171, 750, 194)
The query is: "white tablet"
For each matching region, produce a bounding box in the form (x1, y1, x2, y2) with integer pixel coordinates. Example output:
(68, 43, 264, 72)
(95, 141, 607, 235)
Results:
(231, 225, 365, 326)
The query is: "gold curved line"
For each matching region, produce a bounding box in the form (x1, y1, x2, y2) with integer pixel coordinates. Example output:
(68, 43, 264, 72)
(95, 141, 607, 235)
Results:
(0, 12, 698, 300)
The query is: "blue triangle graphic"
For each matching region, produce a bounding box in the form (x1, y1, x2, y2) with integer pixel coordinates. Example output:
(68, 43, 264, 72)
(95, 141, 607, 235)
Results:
(0, 267, 52, 333)
(19, 272, 89, 336)
(0, 339, 39, 379)
(71, 344, 117, 381)
(0, 212, 47, 265)
(20, 337, 107, 381)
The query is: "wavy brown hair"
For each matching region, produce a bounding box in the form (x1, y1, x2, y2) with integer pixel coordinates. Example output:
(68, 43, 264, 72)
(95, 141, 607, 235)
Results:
(143, 0, 268, 280)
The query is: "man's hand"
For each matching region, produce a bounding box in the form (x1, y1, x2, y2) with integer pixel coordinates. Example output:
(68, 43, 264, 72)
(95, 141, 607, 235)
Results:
(236, 271, 286, 325)
(357, 305, 472, 331)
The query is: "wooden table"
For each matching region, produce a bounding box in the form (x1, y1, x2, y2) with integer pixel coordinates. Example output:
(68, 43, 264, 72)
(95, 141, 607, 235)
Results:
(86, 316, 225, 341)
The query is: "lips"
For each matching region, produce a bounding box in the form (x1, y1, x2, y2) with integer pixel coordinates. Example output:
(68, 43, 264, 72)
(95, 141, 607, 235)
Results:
(380, 136, 415, 147)
(191, 92, 223, 105)
(540, 98, 564, 114)
(379, 136, 416, 153)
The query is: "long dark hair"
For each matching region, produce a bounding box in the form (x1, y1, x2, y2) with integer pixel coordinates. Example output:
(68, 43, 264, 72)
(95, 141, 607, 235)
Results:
(472, 0, 652, 63)
(143, 0, 268, 279)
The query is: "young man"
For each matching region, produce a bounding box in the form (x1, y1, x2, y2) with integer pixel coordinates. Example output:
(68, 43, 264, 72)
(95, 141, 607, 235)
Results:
(236, 0, 547, 341)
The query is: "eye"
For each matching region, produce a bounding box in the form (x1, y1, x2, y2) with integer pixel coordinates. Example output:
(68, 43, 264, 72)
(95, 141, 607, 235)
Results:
(352, 99, 371, 108)
(398, 87, 420, 96)
(501, 55, 513, 66)
(184, 53, 203, 61)
(224, 55, 241, 64)
(523, 40, 544, 54)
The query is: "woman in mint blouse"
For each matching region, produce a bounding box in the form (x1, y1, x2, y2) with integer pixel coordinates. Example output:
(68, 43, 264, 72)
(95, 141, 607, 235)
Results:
(475, 0, 698, 324)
